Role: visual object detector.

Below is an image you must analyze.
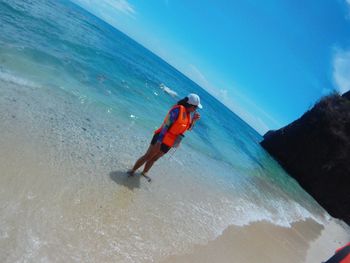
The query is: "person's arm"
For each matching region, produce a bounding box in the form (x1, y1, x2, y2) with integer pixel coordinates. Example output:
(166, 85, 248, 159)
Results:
(157, 107, 179, 142)
(189, 111, 200, 130)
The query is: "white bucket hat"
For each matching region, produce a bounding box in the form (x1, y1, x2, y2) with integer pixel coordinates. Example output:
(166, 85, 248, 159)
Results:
(187, 93, 202, 109)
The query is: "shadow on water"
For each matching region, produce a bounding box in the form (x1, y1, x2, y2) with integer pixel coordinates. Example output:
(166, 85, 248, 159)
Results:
(109, 170, 141, 190)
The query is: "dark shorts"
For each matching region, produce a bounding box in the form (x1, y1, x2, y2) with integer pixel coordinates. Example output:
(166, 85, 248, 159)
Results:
(150, 133, 171, 153)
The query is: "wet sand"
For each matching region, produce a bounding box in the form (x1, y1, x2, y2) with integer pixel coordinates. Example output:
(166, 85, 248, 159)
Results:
(161, 219, 350, 263)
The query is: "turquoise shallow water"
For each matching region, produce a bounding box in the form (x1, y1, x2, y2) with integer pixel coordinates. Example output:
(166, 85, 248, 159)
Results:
(0, 0, 332, 262)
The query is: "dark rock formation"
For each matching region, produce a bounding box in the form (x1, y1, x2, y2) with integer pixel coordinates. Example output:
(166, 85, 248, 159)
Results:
(260, 92, 350, 225)
(343, 90, 350, 100)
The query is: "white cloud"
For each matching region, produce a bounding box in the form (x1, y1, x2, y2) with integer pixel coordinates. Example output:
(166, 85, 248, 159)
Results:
(184, 64, 280, 134)
(187, 64, 211, 90)
(333, 49, 350, 94)
(218, 89, 281, 135)
(107, 0, 136, 17)
(73, 0, 136, 18)
(344, 0, 350, 19)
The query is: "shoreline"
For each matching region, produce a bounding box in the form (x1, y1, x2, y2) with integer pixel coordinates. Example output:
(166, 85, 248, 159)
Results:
(161, 218, 350, 263)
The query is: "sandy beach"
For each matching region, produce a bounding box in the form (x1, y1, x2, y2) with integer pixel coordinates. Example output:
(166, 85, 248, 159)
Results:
(162, 219, 350, 263)
(1, 75, 350, 263)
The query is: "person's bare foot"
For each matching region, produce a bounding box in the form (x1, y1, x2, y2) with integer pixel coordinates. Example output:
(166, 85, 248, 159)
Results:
(127, 170, 135, 177)
(141, 172, 151, 182)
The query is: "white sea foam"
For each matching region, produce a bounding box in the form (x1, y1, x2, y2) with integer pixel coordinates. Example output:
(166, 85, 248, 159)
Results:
(243, 200, 327, 228)
(0, 70, 41, 89)
(159, 83, 178, 98)
(228, 186, 328, 228)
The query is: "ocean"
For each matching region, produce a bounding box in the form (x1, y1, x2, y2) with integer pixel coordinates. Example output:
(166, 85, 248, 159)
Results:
(0, 0, 349, 262)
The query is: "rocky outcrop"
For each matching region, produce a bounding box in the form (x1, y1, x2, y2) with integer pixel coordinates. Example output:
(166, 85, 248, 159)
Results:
(260, 92, 350, 225)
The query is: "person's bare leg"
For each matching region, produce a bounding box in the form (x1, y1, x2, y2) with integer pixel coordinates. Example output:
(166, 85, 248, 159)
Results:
(128, 143, 160, 175)
(142, 152, 164, 175)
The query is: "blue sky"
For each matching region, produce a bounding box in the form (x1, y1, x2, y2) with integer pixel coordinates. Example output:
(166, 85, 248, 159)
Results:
(72, 0, 350, 134)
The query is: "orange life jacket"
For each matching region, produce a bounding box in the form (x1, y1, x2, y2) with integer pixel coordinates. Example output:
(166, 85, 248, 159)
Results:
(154, 105, 191, 147)
(337, 243, 350, 263)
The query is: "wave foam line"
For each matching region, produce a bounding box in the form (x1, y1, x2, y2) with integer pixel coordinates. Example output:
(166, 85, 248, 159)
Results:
(0, 70, 41, 89)
(159, 83, 178, 98)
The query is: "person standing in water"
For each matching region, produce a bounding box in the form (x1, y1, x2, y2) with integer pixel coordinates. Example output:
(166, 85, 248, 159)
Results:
(128, 93, 202, 181)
